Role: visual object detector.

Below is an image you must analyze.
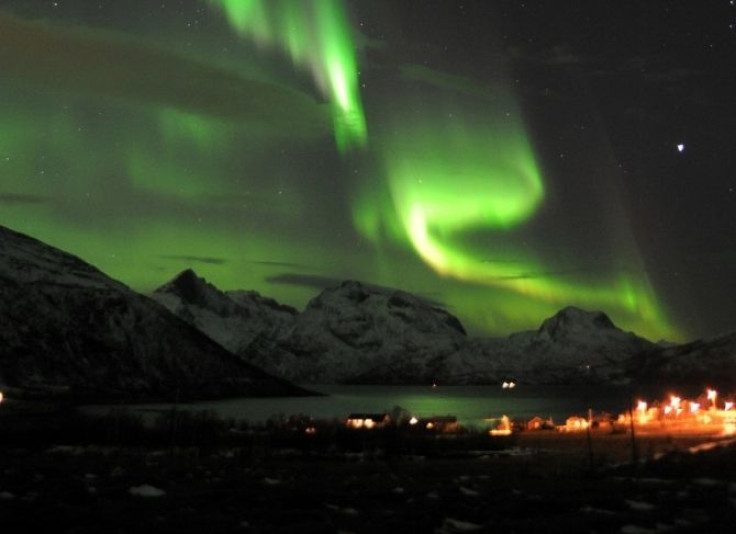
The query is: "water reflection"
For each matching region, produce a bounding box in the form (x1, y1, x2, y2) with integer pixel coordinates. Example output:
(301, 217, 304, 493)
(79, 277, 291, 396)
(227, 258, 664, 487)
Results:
(83, 385, 635, 428)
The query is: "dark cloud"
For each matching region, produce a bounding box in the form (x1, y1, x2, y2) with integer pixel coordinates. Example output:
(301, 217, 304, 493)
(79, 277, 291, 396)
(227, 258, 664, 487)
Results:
(159, 254, 228, 265)
(642, 68, 701, 87)
(205, 193, 302, 213)
(266, 273, 355, 291)
(0, 13, 330, 137)
(0, 193, 52, 205)
(353, 29, 388, 51)
(544, 45, 581, 66)
(491, 264, 645, 282)
(252, 260, 314, 270)
(481, 259, 529, 264)
(507, 44, 585, 68)
(398, 64, 498, 101)
(586, 55, 701, 89)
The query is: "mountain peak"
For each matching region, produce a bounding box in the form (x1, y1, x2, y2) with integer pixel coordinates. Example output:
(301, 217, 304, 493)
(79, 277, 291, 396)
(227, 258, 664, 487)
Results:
(151, 270, 299, 354)
(305, 279, 467, 336)
(156, 269, 219, 305)
(538, 306, 616, 339)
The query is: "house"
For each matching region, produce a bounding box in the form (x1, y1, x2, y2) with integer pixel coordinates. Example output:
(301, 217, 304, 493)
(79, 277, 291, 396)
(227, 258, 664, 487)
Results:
(346, 413, 391, 429)
(525, 416, 554, 431)
(413, 415, 458, 433)
(561, 416, 589, 432)
(591, 411, 615, 431)
(486, 415, 512, 436)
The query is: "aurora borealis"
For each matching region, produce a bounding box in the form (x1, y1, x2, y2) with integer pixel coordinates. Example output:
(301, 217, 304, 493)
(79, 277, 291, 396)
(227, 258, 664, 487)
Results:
(1, 0, 735, 342)
(208, 0, 367, 151)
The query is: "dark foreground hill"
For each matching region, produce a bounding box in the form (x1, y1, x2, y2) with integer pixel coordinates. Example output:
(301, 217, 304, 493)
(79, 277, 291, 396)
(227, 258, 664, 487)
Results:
(0, 225, 309, 401)
(1, 411, 734, 534)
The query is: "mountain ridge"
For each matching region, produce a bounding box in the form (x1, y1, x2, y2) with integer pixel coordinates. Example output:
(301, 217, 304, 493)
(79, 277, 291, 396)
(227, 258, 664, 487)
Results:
(153, 270, 694, 386)
(4, 224, 732, 393)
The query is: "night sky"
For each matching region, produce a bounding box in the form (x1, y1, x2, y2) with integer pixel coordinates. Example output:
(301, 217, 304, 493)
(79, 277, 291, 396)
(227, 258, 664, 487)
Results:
(1, 0, 734, 343)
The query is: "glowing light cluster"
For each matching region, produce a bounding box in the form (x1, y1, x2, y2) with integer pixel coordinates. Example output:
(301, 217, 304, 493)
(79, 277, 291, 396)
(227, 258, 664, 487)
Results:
(488, 415, 512, 436)
(208, 0, 367, 151)
(628, 388, 736, 436)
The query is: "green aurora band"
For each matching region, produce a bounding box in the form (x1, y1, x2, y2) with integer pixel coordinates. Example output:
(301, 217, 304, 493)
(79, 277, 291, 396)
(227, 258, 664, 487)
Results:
(354, 90, 676, 340)
(208, 0, 367, 152)
(0, 4, 681, 342)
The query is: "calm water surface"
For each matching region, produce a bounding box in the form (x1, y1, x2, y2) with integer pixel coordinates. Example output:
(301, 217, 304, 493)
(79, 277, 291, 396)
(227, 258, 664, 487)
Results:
(85, 385, 640, 427)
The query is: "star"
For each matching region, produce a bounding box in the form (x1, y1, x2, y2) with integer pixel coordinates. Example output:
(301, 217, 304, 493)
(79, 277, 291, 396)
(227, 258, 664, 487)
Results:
(676, 143, 685, 153)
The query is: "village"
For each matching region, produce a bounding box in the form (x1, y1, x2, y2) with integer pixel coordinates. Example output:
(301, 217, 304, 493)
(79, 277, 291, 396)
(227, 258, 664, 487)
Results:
(340, 387, 736, 438)
(3, 383, 736, 481)
(3, 386, 735, 449)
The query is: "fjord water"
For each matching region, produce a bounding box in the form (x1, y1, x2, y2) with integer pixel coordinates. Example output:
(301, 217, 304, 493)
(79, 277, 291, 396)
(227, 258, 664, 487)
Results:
(87, 385, 639, 428)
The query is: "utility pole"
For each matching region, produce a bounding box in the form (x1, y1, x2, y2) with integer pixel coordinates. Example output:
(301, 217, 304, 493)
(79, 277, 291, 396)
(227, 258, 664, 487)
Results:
(629, 398, 639, 466)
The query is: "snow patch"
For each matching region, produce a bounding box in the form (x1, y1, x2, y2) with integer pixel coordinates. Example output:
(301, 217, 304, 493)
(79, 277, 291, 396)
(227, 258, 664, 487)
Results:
(436, 517, 483, 532)
(459, 486, 480, 497)
(625, 499, 656, 512)
(128, 484, 166, 498)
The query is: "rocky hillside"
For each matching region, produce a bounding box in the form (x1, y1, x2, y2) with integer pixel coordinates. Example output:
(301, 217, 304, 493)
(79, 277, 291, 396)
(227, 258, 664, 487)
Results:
(0, 225, 309, 401)
(628, 331, 736, 388)
(152, 268, 297, 354)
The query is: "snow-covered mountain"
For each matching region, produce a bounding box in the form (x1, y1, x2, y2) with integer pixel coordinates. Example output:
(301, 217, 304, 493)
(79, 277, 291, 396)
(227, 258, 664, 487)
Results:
(449, 307, 658, 385)
(628, 331, 736, 388)
(6, 224, 725, 393)
(151, 268, 736, 387)
(0, 225, 308, 400)
(250, 280, 469, 383)
(152, 269, 297, 354)
(265, 299, 657, 385)
(152, 269, 665, 385)
(154, 275, 469, 384)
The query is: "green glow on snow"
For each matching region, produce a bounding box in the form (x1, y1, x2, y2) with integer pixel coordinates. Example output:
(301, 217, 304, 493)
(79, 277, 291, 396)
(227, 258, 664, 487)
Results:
(209, 0, 367, 152)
